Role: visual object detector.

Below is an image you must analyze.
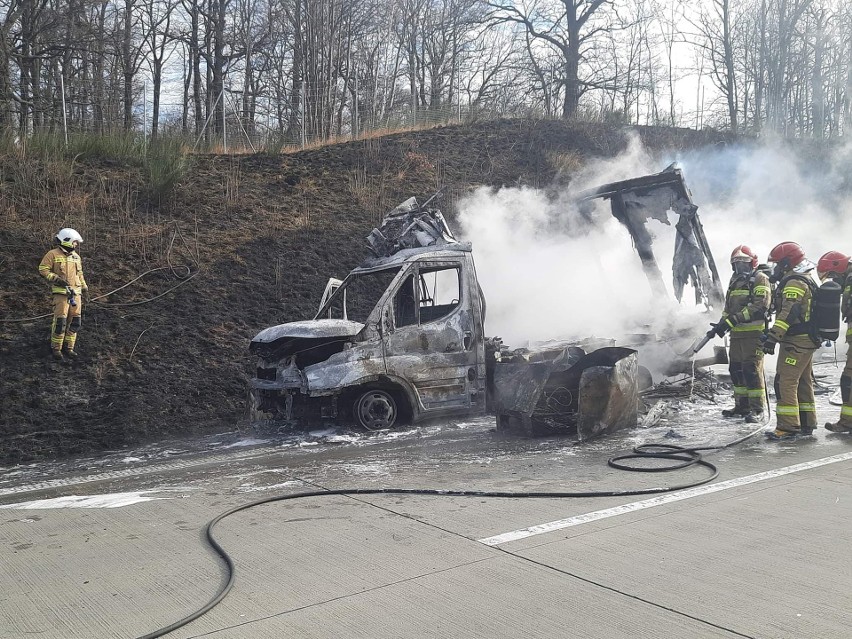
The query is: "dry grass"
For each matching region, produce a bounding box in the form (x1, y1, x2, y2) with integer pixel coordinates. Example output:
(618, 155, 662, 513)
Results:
(548, 150, 585, 182)
(255, 120, 454, 156)
(348, 166, 390, 225)
(224, 158, 241, 211)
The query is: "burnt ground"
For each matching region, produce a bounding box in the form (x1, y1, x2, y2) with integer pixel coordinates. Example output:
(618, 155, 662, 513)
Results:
(0, 119, 744, 464)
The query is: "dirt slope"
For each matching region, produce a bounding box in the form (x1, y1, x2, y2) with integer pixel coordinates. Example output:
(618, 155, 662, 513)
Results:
(0, 119, 739, 463)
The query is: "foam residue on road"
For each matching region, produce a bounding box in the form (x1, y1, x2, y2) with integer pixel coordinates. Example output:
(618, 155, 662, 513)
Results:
(0, 490, 169, 509)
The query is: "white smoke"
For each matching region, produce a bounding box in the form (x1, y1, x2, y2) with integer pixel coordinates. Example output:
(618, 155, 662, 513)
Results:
(677, 139, 852, 269)
(458, 134, 685, 346)
(456, 131, 852, 363)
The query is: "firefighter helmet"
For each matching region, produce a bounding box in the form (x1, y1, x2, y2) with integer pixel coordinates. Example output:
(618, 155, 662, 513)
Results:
(55, 228, 83, 250)
(817, 251, 850, 278)
(768, 241, 806, 270)
(730, 245, 758, 268)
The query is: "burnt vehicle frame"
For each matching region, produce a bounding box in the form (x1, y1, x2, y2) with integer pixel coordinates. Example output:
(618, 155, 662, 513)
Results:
(249, 166, 721, 437)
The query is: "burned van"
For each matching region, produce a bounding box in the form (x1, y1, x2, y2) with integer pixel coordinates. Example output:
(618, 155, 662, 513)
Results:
(249, 196, 646, 439)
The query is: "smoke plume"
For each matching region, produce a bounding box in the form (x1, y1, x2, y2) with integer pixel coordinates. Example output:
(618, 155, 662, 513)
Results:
(456, 131, 852, 362)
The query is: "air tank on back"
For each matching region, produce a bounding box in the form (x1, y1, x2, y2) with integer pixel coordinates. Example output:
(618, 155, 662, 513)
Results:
(814, 280, 842, 342)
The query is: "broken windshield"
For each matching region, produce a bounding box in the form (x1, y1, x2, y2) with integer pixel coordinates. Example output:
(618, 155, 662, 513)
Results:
(316, 267, 401, 323)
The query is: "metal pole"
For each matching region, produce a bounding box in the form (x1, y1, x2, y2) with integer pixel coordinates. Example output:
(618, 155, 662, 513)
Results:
(192, 90, 222, 151)
(301, 82, 306, 148)
(227, 92, 256, 152)
(59, 72, 69, 147)
(222, 89, 227, 153)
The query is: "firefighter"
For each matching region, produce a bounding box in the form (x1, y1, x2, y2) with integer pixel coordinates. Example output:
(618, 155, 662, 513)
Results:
(38, 228, 88, 360)
(817, 251, 852, 433)
(761, 241, 819, 440)
(710, 245, 771, 422)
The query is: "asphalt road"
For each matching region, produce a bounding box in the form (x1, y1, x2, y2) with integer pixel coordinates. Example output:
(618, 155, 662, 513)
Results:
(2, 392, 852, 639)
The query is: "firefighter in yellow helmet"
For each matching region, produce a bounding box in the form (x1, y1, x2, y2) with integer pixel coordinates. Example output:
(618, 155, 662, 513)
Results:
(38, 228, 88, 360)
(817, 250, 852, 433)
(710, 245, 771, 423)
(761, 241, 819, 440)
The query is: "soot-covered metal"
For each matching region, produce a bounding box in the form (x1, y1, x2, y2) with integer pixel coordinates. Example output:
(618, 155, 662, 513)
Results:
(250, 170, 721, 439)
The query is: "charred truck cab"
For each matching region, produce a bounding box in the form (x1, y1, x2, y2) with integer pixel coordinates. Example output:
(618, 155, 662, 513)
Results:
(251, 169, 722, 440)
(250, 197, 640, 439)
(250, 240, 487, 430)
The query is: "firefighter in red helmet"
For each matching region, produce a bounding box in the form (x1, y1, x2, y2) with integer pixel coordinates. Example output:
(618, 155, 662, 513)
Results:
(817, 250, 852, 433)
(762, 241, 819, 440)
(710, 245, 771, 422)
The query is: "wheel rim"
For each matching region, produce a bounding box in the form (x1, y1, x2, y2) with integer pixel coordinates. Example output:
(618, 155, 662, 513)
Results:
(356, 390, 397, 430)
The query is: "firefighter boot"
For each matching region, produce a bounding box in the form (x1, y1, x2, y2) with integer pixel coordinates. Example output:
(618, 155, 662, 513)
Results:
(722, 398, 749, 418)
(744, 410, 764, 424)
(51, 349, 63, 361)
(826, 375, 852, 433)
(825, 421, 852, 433)
(766, 429, 800, 441)
(800, 404, 817, 437)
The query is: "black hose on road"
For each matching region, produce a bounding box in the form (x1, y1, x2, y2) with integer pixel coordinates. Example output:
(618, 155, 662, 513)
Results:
(136, 424, 765, 639)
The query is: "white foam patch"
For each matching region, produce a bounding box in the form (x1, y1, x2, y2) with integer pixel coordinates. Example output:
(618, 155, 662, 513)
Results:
(237, 481, 303, 493)
(337, 462, 392, 477)
(0, 491, 167, 509)
(324, 434, 361, 444)
(224, 437, 269, 448)
(308, 428, 336, 438)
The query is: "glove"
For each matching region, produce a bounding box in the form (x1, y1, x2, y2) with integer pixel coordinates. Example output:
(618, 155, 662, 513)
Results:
(82, 287, 90, 303)
(760, 333, 777, 355)
(53, 277, 69, 287)
(710, 321, 729, 338)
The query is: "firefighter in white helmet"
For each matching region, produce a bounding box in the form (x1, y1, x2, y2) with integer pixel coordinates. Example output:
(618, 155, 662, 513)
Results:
(38, 228, 89, 360)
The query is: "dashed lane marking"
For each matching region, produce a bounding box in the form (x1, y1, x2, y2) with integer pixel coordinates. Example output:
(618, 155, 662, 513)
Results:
(478, 450, 852, 546)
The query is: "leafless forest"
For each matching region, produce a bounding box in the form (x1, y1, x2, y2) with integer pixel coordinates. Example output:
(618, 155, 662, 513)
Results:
(0, 0, 850, 146)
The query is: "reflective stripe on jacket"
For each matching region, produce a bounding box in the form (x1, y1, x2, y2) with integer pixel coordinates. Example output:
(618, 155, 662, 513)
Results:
(842, 269, 852, 341)
(722, 270, 771, 335)
(38, 247, 87, 294)
(769, 274, 814, 342)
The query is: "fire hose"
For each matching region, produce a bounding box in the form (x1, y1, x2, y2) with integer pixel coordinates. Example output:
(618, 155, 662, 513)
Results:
(136, 423, 765, 639)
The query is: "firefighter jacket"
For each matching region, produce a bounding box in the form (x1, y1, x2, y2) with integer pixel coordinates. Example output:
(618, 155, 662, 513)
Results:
(38, 247, 87, 295)
(768, 272, 817, 344)
(842, 267, 852, 343)
(722, 270, 771, 338)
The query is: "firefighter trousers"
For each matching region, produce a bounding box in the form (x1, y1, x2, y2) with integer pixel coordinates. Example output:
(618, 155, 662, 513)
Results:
(773, 336, 817, 433)
(729, 335, 765, 412)
(51, 292, 83, 353)
(832, 334, 852, 427)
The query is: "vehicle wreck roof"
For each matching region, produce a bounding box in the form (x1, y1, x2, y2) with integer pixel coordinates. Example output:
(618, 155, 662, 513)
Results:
(354, 242, 472, 271)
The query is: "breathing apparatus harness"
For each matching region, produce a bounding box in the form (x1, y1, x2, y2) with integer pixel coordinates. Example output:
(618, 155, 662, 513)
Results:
(772, 272, 820, 344)
(773, 271, 843, 346)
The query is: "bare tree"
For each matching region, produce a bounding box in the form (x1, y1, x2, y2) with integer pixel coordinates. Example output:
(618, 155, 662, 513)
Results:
(487, 0, 615, 118)
(141, 0, 178, 139)
(685, 0, 742, 132)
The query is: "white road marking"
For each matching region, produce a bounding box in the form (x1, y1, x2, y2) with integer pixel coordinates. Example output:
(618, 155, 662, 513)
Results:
(478, 451, 852, 546)
(0, 491, 165, 509)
